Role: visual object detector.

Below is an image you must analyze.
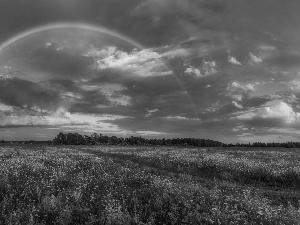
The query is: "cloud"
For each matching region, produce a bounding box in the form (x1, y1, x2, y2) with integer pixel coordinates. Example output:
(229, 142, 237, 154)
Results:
(162, 46, 191, 58)
(54, 113, 132, 135)
(268, 128, 300, 135)
(81, 83, 131, 106)
(235, 101, 300, 126)
(0, 102, 13, 111)
(89, 47, 172, 77)
(228, 56, 242, 65)
(184, 66, 202, 77)
(0, 77, 61, 111)
(163, 116, 201, 121)
(242, 96, 271, 108)
(237, 133, 253, 137)
(0, 107, 88, 127)
(203, 60, 217, 76)
(232, 125, 248, 132)
(136, 130, 167, 136)
(249, 52, 262, 64)
(145, 108, 158, 117)
(45, 42, 52, 48)
(259, 45, 276, 51)
(40, 79, 82, 93)
(229, 82, 255, 92)
(288, 80, 300, 90)
(39, 79, 123, 114)
(2, 0, 300, 142)
(231, 95, 243, 101)
(256, 102, 300, 121)
(232, 101, 243, 109)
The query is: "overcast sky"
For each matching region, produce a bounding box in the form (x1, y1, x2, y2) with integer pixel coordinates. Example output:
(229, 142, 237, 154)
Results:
(1, 0, 300, 143)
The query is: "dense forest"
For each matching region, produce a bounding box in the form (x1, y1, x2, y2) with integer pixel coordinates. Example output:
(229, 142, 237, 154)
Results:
(53, 132, 223, 147)
(50, 132, 300, 148)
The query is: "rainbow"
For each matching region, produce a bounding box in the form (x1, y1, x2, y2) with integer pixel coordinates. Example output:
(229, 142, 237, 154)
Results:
(0, 22, 144, 52)
(0, 22, 197, 112)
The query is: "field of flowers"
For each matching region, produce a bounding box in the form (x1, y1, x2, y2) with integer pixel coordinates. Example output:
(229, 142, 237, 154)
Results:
(82, 146, 300, 188)
(0, 145, 300, 224)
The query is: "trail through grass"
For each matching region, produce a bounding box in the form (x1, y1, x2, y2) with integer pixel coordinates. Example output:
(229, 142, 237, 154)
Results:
(0, 145, 299, 224)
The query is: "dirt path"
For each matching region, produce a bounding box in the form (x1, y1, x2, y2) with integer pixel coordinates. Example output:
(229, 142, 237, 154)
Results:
(79, 147, 300, 207)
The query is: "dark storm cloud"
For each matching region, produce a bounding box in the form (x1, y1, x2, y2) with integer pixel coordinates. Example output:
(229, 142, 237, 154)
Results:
(241, 96, 271, 108)
(80, 90, 110, 106)
(88, 70, 198, 117)
(70, 103, 106, 114)
(40, 79, 112, 114)
(0, 78, 61, 111)
(40, 79, 82, 93)
(89, 69, 138, 84)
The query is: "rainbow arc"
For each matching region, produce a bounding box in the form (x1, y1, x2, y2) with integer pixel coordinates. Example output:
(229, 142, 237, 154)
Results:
(0, 22, 144, 52)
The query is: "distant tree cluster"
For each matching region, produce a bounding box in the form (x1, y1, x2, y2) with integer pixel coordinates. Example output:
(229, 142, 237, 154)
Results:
(0, 140, 52, 145)
(223, 142, 300, 148)
(53, 132, 223, 147)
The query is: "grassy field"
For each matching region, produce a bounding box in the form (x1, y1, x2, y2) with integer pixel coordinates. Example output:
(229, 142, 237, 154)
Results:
(0, 146, 300, 224)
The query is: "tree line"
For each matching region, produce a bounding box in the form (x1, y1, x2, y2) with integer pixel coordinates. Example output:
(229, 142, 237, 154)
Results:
(1, 132, 298, 148)
(52, 132, 223, 147)
(223, 142, 300, 148)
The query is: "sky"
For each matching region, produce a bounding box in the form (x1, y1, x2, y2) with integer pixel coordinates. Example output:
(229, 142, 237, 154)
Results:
(0, 0, 300, 143)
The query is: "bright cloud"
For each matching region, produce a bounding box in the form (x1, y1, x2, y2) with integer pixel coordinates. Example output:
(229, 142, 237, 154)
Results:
(136, 130, 167, 136)
(268, 128, 300, 135)
(230, 82, 255, 92)
(288, 80, 300, 90)
(61, 92, 82, 100)
(184, 66, 202, 77)
(162, 47, 191, 58)
(203, 60, 217, 76)
(256, 102, 300, 121)
(61, 113, 129, 134)
(249, 52, 262, 64)
(236, 101, 300, 124)
(232, 101, 243, 109)
(45, 42, 52, 48)
(0, 107, 89, 127)
(145, 109, 159, 117)
(228, 56, 242, 65)
(88, 46, 172, 77)
(231, 95, 243, 101)
(82, 84, 131, 106)
(237, 133, 253, 137)
(163, 116, 201, 121)
(0, 102, 13, 111)
(232, 125, 248, 132)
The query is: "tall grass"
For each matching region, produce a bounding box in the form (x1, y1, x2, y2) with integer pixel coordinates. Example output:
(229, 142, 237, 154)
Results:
(82, 146, 300, 189)
(0, 146, 299, 224)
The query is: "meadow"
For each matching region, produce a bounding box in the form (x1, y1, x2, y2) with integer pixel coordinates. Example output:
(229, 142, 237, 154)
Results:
(0, 145, 300, 224)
